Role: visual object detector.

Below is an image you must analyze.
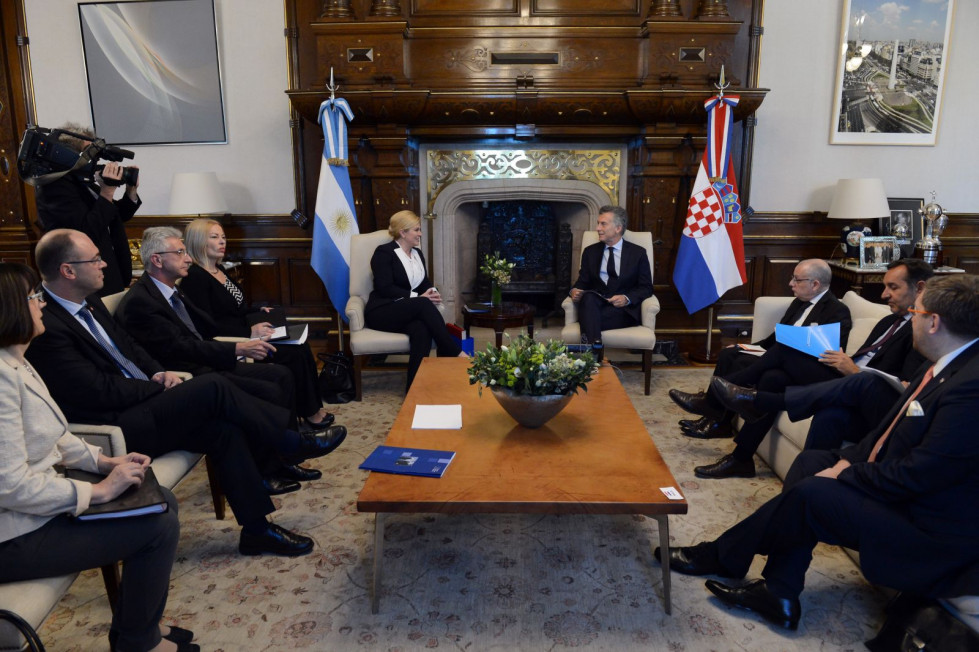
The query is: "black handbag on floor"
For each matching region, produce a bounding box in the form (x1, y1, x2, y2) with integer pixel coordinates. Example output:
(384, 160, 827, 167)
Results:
(0, 609, 46, 652)
(317, 352, 355, 403)
(865, 593, 979, 652)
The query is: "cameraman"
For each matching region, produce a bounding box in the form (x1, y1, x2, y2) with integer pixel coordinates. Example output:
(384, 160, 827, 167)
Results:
(34, 123, 140, 296)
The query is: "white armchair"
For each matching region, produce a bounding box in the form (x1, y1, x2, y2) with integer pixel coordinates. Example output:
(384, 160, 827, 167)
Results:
(345, 230, 446, 401)
(561, 231, 660, 395)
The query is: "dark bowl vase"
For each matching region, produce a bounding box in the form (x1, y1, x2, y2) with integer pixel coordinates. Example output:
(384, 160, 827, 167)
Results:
(490, 387, 574, 428)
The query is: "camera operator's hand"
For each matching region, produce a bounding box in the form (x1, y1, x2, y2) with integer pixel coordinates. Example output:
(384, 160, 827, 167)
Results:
(95, 162, 124, 201)
(124, 165, 139, 202)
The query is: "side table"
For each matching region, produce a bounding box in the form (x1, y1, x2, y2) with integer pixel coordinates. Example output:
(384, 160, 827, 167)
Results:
(462, 301, 535, 348)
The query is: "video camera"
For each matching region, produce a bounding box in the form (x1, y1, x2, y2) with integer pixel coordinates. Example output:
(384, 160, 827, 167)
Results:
(16, 126, 138, 187)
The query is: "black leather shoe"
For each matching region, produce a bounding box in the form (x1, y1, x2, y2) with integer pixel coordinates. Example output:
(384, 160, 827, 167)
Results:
(262, 475, 301, 496)
(705, 579, 801, 630)
(681, 417, 734, 439)
(163, 626, 194, 645)
(289, 425, 347, 463)
(276, 464, 323, 482)
(669, 389, 710, 416)
(654, 542, 737, 577)
(239, 523, 314, 557)
(305, 412, 335, 429)
(695, 454, 756, 479)
(710, 377, 766, 423)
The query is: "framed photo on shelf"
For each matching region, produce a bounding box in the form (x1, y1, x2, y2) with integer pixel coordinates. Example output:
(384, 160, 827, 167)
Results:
(881, 197, 923, 249)
(860, 236, 899, 269)
(830, 0, 955, 146)
(78, 0, 226, 145)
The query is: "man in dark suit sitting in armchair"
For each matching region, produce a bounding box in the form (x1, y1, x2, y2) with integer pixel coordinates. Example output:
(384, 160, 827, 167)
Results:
(669, 258, 852, 442)
(568, 205, 653, 360)
(657, 274, 979, 631)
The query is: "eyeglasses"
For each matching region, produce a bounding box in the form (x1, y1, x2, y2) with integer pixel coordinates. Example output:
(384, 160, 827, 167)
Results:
(907, 307, 934, 318)
(27, 290, 45, 304)
(790, 277, 812, 284)
(63, 255, 103, 265)
(154, 249, 187, 257)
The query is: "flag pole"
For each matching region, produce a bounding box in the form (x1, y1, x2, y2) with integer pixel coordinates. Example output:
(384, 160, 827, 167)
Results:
(326, 67, 346, 352)
(688, 66, 728, 364)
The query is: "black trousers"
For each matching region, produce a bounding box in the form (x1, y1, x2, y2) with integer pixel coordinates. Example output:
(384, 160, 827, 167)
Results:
(257, 342, 322, 419)
(366, 297, 461, 391)
(113, 374, 285, 528)
(784, 372, 902, 450)
(219, 361, 298, 428)
(0, 491, 179, 651)
(712, 450, 975, 600)
(718, 345, 843, 461)
(576, 293, 638, 345)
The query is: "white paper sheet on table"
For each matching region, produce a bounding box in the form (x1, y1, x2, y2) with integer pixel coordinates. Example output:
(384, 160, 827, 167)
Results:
(412, 404, 463, 429)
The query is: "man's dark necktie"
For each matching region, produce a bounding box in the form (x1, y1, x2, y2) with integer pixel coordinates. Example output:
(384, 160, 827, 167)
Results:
(171, 292, 203, 340)
(606, 247, 618, 280)
(852, 316, 904, 358)
(76, 306, 149, 380)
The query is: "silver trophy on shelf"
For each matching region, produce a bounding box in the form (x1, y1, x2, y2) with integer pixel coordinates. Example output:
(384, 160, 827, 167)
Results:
(914, 192, 948, 267)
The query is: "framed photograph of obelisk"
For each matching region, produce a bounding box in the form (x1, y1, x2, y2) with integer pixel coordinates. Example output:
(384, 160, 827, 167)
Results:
(830, 0, 955, 146)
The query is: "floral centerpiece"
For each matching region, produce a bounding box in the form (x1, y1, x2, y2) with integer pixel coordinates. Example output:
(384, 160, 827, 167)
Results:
(479, 252, 516, 307)
(467, 335, 599, 428)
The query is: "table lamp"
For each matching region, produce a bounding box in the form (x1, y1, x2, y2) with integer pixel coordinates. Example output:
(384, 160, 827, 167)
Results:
(169, 171, 228, 215)
(827, 178, 890, 263)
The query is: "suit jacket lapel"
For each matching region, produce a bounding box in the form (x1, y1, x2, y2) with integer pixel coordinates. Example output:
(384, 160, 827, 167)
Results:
(42, 293, 119, 367)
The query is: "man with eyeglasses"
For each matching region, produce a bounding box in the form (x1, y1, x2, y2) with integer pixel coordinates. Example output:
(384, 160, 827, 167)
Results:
(114, 228, 346, 467)
(711, 259, 933, 454)
(34, 122, 140, 296)
(669, 259, 851, 442)
(26, 229, 346, 556)
(656, 274, 979, 631)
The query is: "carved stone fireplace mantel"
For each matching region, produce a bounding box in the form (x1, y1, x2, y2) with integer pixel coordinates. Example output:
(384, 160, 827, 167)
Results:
(419, 144, 627, 322)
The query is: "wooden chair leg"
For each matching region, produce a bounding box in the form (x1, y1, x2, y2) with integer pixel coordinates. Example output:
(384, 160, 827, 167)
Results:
(643, 350, 652, 395)
(354, 354, 364, 402)
(100, 562, 121, 612)
(204, 455, 226, 520)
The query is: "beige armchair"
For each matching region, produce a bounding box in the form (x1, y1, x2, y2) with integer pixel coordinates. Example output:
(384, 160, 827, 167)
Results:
(345, 230, 447, 401)
(561, 231, 660, 395)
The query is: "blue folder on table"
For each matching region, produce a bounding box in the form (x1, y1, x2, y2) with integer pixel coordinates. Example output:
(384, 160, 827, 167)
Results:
(774, 322, 841, 358)
(359, 445, 455, 478)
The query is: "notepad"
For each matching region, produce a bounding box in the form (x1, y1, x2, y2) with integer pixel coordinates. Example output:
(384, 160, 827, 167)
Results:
(411, 404, 462, 429)
(66, 467, 168, 521)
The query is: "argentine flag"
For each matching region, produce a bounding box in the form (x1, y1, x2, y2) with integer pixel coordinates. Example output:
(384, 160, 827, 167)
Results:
(673, 94, 747, 314)
(311, 97, 359, 321)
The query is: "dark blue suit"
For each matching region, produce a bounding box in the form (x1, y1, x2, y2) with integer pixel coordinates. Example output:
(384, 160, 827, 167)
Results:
(713, 341, 979, 600)
(571, 239, 653, 344)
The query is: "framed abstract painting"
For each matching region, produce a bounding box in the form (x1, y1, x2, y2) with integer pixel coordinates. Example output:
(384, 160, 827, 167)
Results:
(78, 0, 226, 145)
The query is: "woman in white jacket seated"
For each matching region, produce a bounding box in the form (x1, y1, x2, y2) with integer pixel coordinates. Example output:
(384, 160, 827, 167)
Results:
(0, 263, 194, 652)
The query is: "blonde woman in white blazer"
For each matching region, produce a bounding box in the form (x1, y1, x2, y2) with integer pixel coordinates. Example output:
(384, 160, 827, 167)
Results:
(0, 263, 194, 652)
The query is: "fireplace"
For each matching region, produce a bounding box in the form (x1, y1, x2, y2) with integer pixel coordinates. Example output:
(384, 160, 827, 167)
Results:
(418, 144, 628, 323)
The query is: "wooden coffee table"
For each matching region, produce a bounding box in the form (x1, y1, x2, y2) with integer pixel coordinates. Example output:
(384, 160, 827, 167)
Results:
(357, 358, 687, 614)
(461, 301, 535, 348)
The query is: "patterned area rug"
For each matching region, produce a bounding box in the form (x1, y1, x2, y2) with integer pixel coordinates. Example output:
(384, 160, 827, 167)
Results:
(41, 366, 886, 651)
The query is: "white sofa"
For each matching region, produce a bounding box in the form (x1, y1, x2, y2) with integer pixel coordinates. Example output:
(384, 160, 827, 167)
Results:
(745, 291, 979, 634)
(750, 291, 890, 480)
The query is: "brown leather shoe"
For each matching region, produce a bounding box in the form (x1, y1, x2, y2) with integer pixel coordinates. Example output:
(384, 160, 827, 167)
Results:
(694, 454, 756, 479)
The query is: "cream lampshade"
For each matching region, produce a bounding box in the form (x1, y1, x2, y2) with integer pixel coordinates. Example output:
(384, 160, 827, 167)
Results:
(169, 171, 228, 215)
(827, 178, 890, 261)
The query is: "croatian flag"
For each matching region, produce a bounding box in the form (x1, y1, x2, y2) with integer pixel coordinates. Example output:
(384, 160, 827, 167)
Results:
(311, 97, 359, 322)
(672, 94, 747, 314)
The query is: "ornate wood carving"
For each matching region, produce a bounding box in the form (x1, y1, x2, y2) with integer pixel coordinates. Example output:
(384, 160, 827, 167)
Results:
(370, 0, 402, 16)
(650, 0, 682, 18)
(695, 0, 731, 20)
(320, 0, 355, 19)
